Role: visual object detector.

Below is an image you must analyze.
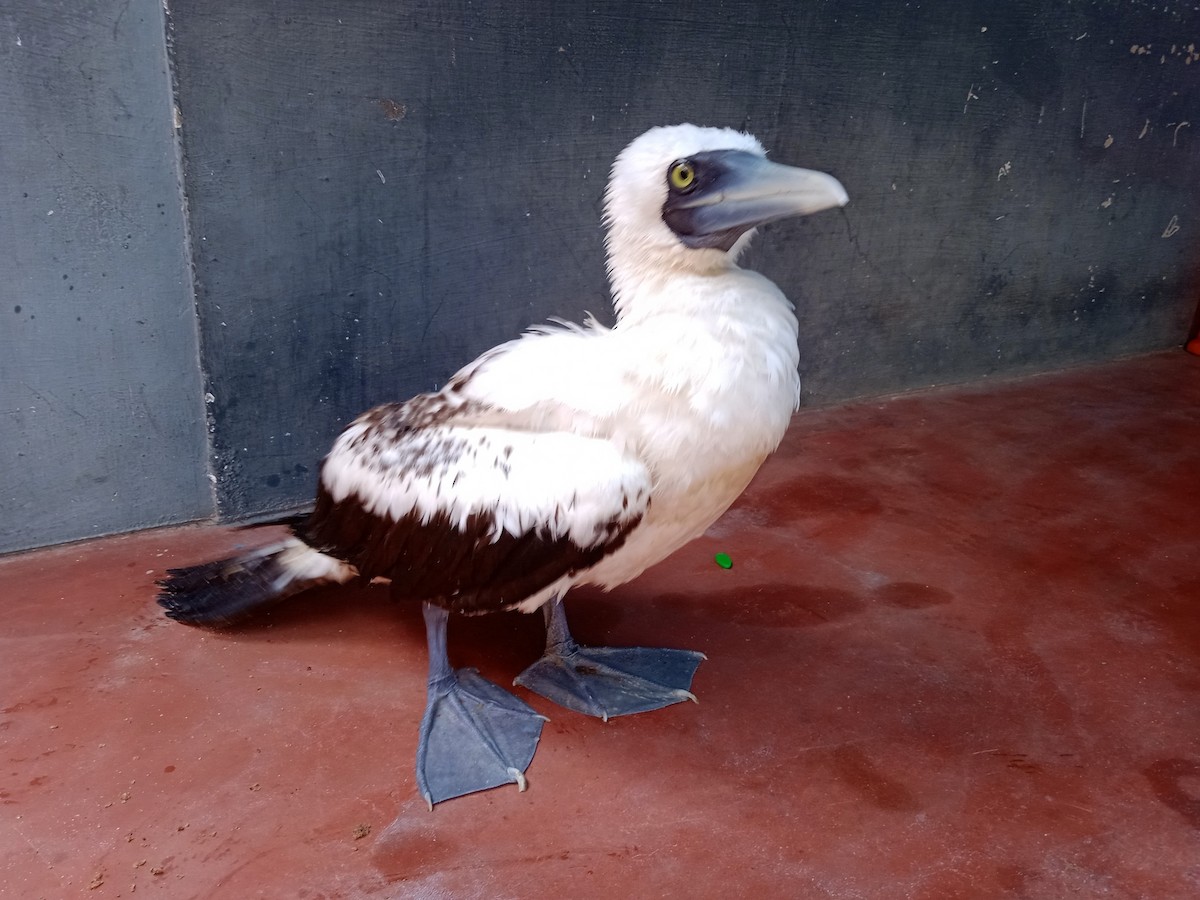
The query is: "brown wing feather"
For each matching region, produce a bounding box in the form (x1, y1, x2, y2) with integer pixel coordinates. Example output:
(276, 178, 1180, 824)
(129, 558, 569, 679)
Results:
(299, 485, 641, 615)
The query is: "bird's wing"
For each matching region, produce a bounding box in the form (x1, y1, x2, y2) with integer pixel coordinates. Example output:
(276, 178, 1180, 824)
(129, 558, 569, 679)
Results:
(301, 396, 650, 614)
(446, 320, 637, 425)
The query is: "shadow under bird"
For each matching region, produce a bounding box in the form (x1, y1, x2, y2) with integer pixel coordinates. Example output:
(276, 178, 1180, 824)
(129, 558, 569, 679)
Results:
(158, 123, 848, 808)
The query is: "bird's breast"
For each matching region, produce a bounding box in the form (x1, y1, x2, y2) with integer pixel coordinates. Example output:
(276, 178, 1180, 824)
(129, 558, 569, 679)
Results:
(623, 297, 800, 483)
(584, 295, 800, 588)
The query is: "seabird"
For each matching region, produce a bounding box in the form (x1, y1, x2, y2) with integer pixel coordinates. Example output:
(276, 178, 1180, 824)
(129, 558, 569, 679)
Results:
(158, 123, 848, 808)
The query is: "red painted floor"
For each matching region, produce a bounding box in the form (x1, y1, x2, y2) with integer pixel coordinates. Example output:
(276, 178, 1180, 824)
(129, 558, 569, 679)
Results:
(3, 351, 1199, 898)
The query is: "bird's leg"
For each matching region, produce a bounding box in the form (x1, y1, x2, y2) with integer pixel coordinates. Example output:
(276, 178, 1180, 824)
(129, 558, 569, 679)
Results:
(514, 598, 705, 721)
(414, 602, 546, 808)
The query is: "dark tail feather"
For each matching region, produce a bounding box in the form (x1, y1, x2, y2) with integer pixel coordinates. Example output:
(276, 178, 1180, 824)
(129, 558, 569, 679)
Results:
(157, 540, 355, 626)
(232, 507, 314, 531)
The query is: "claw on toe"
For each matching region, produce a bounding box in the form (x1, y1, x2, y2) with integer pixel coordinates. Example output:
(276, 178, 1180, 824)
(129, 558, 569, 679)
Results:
(508, 767, 528, 792)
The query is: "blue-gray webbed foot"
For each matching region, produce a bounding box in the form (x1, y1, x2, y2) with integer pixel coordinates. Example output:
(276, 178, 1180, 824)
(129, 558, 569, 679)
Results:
(513, 599, 705, 721)
(416, 603, 547, 808)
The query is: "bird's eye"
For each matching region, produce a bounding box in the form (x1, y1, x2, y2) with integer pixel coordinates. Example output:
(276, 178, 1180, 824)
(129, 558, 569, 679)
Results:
(669, 160, 696, 190)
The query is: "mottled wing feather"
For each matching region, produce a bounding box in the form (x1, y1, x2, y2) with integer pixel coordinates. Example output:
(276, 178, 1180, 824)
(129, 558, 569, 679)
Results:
(301, 397, 651, 614)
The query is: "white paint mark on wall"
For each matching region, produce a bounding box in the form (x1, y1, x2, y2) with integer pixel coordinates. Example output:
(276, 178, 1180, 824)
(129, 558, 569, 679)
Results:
(997, 161, 1012, 180)
(1100, 196, 1114, 208)
(964, 84, 980, 114)
(1138, 119, 1150, 139)
(1162, 215, 1180, 238)
(1104, 134, 1114, 148)
(1168, 43, 1198, 64)
(376, 169, 386, 184)
(1080, 101, 1087, 139)
(1131, 42, 1199, 65)
(1173, 121, 1190, 146)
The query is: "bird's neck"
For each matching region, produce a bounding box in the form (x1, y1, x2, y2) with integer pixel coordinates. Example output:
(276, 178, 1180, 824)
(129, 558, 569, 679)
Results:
(608, 245, 741, 324)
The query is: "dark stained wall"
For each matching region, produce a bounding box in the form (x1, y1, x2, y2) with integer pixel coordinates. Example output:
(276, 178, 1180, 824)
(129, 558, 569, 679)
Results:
(168, 0, 1200, 521)
(0, 0, 213, 553)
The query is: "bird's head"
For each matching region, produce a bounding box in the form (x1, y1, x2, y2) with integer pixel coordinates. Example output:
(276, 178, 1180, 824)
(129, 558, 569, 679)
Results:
(603, 124, 847, 317)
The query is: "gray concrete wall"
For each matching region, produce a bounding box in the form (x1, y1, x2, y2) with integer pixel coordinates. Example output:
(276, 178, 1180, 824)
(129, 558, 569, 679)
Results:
(3, 0, 1198, 550)
(0, 0, 214, 553)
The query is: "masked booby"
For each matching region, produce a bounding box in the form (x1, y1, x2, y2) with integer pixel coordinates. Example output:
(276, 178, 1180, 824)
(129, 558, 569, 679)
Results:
(158, 123, 848, 808)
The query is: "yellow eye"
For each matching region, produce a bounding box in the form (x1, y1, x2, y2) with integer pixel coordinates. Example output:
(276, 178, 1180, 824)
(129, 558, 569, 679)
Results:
(669, 160, 696, 190)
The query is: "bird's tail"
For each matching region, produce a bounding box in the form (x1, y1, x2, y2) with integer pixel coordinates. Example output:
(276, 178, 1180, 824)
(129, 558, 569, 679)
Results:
(157, 537, 357, 626)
